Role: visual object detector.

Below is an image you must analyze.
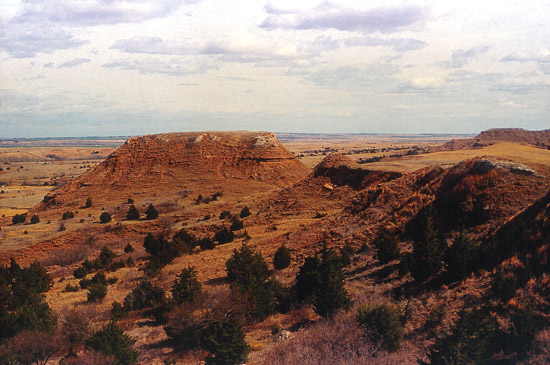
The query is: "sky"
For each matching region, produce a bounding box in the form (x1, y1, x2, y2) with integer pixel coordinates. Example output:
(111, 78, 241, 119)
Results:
(0, 0, 549, 138)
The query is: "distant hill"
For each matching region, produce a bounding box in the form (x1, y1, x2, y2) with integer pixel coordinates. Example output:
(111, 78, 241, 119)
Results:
(434, 128, 550, 151)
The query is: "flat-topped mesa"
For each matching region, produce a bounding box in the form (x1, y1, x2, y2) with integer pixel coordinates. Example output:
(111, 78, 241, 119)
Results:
(313, 153, 402, 190)
(40, 132, 309, 208)
(473, 128, 550, 148)
(437, 128, 550, 151)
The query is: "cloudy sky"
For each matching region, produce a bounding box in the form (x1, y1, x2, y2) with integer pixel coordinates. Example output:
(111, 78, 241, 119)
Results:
(0, 0, 548, 137)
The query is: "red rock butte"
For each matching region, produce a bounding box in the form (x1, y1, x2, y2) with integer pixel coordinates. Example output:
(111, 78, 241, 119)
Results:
(40, 131, 310, 208)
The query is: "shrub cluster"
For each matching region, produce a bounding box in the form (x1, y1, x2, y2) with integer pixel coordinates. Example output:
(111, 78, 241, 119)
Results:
(357, 303, 404, 353)
(12, 214, 26, 225)
(196, 191, 223, 205)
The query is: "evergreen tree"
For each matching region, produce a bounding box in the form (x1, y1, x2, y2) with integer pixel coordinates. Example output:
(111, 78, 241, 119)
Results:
(294, 256, 321, 303)
(445, 230, 479, 282)
(99, 212, 111, 224)
(127, 204, 140, 220)
(239, 206, 251, 218)
(85, 321, 138, 364)
(85, 197, 93, 208)
(313, 244, 350, 318)
(214, 227, 234, 244)
(30, 215, 40, 224)
(374, 230, 401, 265)
(145, 204, 159, 220)
(273, 245, 291, 270)
(202, 319, 249, 365)
(225, 244, 277, 320)
(172, 267, 202, 305)
(410, 207, 446, 282)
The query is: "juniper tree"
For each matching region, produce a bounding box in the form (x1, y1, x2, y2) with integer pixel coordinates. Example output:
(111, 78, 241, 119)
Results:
(410, 207, 446, 282)
(172, 267, 202, 305)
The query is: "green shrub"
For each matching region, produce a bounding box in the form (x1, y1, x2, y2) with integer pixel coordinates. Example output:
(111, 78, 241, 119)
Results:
(358, 303, 403, 353)
(426, 305, 446, 334)
(445, 230, 479, 282)
(512, 302, 546, 358)
(64, 283, 79, 292)
(273, 245, 291, 270)
(126, 205, 140, 220)
(240, 206, 251, 218)
(85, 321, 138, 364)
(230, 217, 244, 231)
(219, 210, 232, 220)
(99, 212, 111, 224)
(294, 245, 350, 318)
(30, 215, 40, 224)
(12, 214, 26, 224)
(339, 243, 355, 266)
(313, 245, 351, 318)
(87, 282, 107, 302)
(123, 280, 167, 312)
(172, 229, 197, 254)
(409, 207, 445, 282)
(199, 237, 216, 250)
(492, 267, 521, 301)
(85, 197, 93, 208)
(202, 319, 249, 365)
(225, 244, 277, 320)
(62, 211, 75, 220)
(111, 301, 126, 320)
(214, 227, 234, 245)
(374, 231, 401, 265)
(428, 308, 500, 364)
(143, 233, 179, 267)
(145, 204, 159, 220)
(73, 266, 88, 279)
(99, 246, 116, 267)
(172, 267, 202, 305)
(0, 260, 55, 341)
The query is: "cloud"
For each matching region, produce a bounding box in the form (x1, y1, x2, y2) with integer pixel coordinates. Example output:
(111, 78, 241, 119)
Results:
(500, 51, 550, 63)
(110, 36, 306, 66)
(395, 77, 445, 93)
(436, 45, 490, 68)
(110, 37, 199, 55)
(345, 36, 427, 51)
(13, 0, 184, 27)
(102, 57, 215, 76)
(501, 50, 550, 74)
(489, 76, 550, 94)
(501, 101, 524, 108)
(261, 4, 429, 34)
(0, 23, 87, 58)
(58, 58, 91, 68)
(304, 64, 401, 90)
(44, 63, 55, 68)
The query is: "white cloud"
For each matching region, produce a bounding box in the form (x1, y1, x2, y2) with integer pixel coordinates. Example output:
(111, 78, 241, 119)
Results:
(260, 3, 430, 34)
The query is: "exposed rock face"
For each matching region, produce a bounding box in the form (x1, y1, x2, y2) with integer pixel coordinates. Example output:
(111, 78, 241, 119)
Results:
(41, 132, 309, 207)
(435, 128, 550, 151)
(313, 153, 402, 190)
(349, 156, 549, 240)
